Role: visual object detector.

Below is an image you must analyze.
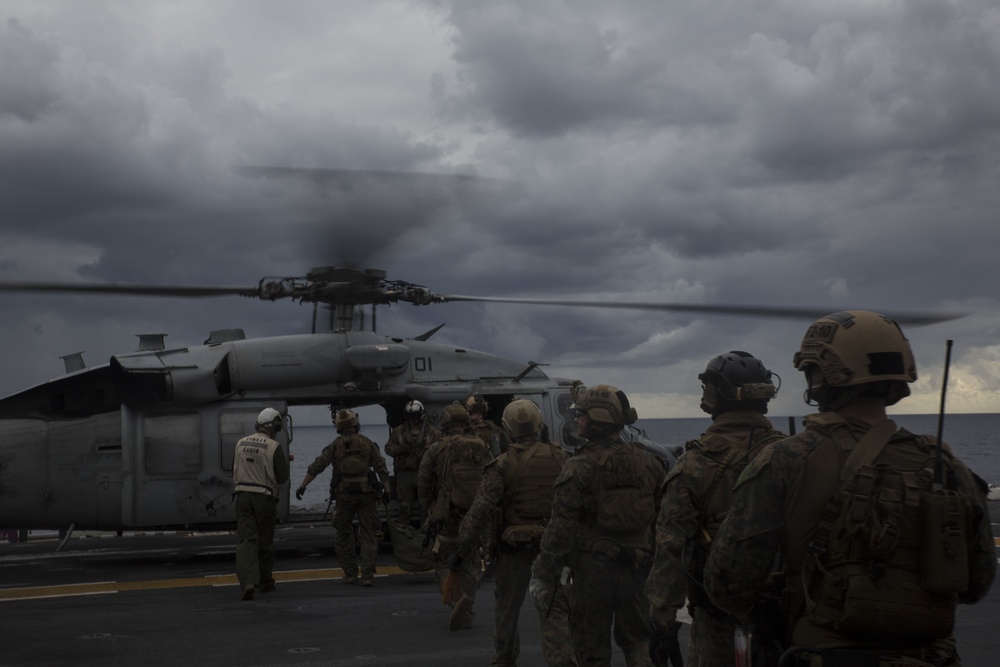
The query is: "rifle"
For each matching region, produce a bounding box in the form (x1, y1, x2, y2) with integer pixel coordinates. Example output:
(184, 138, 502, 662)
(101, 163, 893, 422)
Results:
(322, 495, 334, 521)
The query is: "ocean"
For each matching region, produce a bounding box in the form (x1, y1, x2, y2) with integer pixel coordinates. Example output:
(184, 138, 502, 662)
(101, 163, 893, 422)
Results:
(286, 412, 999, 509)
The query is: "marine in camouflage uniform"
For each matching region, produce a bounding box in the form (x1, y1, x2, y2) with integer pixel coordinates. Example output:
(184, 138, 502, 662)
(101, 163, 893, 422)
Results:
(705, 311, 996, 667)
(467, 394, 512, 458)
(384, 400, 441, 524)
(531, 385, 666, 667)
(417, 401, 492, 629)
(453, 399, 577, 667)
(647, 351, 786, 667)
(296, 409, 390, 586)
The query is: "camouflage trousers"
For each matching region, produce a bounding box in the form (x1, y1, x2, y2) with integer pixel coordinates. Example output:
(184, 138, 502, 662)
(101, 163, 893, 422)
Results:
(493, 547, 578, 667)
(235, 491, 278, 588)
(688, 607, 736, 667)
(569, 552, 653, 667)
(332, 492, 381, 579)
(433, 534, 480, 613)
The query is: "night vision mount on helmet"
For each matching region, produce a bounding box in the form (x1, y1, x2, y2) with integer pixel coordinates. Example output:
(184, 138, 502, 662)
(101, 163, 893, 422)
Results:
(699, 350, 778, 416)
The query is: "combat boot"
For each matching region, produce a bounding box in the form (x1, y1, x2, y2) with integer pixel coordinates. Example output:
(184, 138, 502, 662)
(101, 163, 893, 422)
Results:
(449, 594, 475, 631)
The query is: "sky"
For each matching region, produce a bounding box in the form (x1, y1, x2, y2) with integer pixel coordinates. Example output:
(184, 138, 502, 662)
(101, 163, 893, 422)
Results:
(1, 0, 999, 421)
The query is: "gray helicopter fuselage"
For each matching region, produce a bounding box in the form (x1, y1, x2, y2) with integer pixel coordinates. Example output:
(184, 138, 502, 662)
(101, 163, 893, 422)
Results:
(1, 330, 635, 531)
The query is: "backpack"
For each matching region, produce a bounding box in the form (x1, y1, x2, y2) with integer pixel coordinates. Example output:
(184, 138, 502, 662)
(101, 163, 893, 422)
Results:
(695, 428, 786, 543)
(332, 434, 375, 494)
(502, 440, 566, 526)
(687, 428, 785, 617)
(439, 434, 491, 513)
(800, 418, 974, 642)
(584, 441, 658, 540)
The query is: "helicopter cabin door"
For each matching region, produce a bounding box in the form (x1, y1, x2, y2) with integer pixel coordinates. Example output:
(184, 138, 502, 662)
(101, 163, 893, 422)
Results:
(121, 402, 290, 528)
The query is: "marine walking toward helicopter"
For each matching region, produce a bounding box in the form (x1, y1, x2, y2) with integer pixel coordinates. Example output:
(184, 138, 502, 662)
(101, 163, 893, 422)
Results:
(452, 399, 577, 667)
(232, 407, 290, 600)
(705, 311, 997, 666)
(418, 401, 493, 630)
(530, 384, 666, 667)
(385, 400, 442, 525)
(647, 351, 787, 666)
(467, 394, 512, 458)
(295, 408, 391, 586)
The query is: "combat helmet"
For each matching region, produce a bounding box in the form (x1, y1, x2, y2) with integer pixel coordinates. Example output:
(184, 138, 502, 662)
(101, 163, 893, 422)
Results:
(502, 399, 543, 439)
(793, 310, 916, 409)
(465, 394, 488, 416)
(572, 384, 638, 427)
(439, 401, 470, 429)
(256, 407, 283, 433)
(699, 351, 777, 417)
(334, 408, 360, 433)
(404, 400, 425, 420)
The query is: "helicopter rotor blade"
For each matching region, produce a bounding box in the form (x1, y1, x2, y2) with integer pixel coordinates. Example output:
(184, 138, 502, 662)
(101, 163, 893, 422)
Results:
(0, 281, 261, 298)
(436, 295, 965, 326)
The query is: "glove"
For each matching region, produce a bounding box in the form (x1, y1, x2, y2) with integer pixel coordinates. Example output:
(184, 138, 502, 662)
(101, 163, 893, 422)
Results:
(649, 621, 683, 667)
(447, 552, 463, 572)
(529, 572, 555, 611)
(295, 487, 306, 501)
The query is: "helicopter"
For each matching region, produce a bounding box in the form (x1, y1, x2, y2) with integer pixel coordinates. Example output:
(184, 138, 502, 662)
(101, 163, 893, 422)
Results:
(0, 168, 962, 535)
(0, 263, 961, 535)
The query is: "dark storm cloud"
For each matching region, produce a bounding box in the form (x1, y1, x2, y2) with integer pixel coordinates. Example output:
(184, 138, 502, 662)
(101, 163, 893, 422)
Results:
(1, 1, 999, 416)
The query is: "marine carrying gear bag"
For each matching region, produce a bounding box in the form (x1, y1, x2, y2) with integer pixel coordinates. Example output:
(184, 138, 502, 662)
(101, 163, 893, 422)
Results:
(801, 419, 973, 642)
(440, 435, 490, 512)
(583, 442, 656, 543)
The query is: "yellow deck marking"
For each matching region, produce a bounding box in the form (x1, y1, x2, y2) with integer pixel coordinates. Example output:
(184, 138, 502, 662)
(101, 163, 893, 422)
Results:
(0, 565, 430, 602)
(995, 537, 1000, 547)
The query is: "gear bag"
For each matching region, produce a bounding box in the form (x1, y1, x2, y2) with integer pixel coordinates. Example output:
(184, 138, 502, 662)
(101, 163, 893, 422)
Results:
(502, 440, 565, 526)
(687, 429, 785, 618)
(439, 435, 490, 513)
(800, 419, 973, 642)
(584, 441, 657, 543)
(333, 434, 374, 493)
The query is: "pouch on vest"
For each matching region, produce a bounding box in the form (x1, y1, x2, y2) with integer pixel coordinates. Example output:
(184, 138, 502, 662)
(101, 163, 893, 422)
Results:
(449, 460, 484, 511)
(589, 446, 655, 535)
(802, 423, 963, 641)
(339, 453, 369, 476)
(919, 489, 970, 593)
(442, 438, 488, 513)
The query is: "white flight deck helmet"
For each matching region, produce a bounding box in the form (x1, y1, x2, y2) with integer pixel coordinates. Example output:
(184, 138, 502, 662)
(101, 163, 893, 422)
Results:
(256, 407, 283, 433)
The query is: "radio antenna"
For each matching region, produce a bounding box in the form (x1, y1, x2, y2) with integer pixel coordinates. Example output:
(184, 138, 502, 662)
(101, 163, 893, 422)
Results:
(932, 339, 953, 492)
